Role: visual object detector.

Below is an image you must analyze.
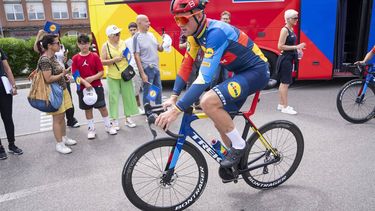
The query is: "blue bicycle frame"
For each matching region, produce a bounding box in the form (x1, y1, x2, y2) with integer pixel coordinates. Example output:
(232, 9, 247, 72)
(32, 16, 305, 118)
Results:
(357, 66, 375, 102)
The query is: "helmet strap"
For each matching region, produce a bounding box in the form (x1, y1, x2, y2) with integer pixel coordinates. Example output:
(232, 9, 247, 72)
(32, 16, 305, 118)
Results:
(192, 12, 206, 37)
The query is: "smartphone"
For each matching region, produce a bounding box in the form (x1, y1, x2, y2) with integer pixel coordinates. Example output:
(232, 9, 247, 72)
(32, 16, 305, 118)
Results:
(66, 59, 73, 67)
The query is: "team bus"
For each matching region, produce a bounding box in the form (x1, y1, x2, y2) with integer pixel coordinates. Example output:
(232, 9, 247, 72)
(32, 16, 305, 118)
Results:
(88, 0, 375, 81)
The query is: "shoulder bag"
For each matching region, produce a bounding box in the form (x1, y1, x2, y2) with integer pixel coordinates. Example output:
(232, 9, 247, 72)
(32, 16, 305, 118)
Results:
(106, 43, 135, 81)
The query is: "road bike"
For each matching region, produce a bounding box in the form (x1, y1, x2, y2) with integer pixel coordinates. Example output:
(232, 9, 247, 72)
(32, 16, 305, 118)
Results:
(336, 63, 375, 123)
(122, 88, 304, 210)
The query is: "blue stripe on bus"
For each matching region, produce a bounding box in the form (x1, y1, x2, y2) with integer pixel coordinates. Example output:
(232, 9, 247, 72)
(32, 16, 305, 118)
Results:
(368, 1, 375, 63)
(301, 0, 338, 62)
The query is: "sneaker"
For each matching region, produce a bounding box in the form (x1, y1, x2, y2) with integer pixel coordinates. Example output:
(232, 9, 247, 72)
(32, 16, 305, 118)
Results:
(125, 117, 136, 128)
(56, 142, 72, 154)
(220, 147, 246, 168)
(87, 128, 96, 139)
(281, 106, 297, 115)
(8, 145, 23, 155)
(105, 126, 118, 135)
(111, 120, 120, 131)
(63, 136, 77, 146)
(0, 147, 7, 160)
(277, 104, 283, 111)
(138, 107, 145, 115)
(67, 120, 80, 128)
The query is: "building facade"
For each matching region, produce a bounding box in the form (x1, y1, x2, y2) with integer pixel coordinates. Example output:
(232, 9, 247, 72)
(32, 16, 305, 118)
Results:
(0, 0, 90, 38)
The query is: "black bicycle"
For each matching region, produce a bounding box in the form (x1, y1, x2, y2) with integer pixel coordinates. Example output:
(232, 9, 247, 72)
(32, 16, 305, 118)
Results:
(122, 90, 304, 210)
(336, 63, 375, 123)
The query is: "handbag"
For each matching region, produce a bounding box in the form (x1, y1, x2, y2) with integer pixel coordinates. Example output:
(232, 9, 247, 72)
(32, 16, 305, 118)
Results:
(28, 65, 63, 112)
(107, 43, 135, 81)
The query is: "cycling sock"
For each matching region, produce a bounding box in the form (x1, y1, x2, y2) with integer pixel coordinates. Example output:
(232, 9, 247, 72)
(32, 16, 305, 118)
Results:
(103, 116, 111, 128)
(226, 128, 246, 149)
(87, 119, 95, 130)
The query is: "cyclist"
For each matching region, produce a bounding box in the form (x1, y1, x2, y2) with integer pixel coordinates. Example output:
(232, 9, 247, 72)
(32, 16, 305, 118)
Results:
(155, 0, 270, 168)
(355, 45, 375, 64)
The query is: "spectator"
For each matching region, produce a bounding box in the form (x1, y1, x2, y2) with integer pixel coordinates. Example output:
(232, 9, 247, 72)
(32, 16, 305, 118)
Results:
(125, 22, 144, 114)
(220, 11, 231, 24)
(34, 29, 80, 128)
(38, 34, 77, 154)
(101, 25, 139, 130)
(72, 34, 117, 139)
(0, 48, 23, 160)
(355, 45, 375, 64)
(134, 14, 164, 105)
(276, 9, 306, 115)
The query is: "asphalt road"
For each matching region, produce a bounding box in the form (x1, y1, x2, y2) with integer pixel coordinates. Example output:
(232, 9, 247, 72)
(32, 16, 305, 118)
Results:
(1, 79, 375, 211)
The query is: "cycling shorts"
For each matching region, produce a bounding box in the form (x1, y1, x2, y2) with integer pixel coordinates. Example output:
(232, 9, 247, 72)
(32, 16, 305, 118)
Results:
(212, 64, 270, 112)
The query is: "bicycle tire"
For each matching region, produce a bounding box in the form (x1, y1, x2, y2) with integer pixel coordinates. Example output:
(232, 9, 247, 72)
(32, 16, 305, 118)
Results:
(336, 79, 375, 124)
(242, 120, 304, 189)
(122, 138, 208, 211)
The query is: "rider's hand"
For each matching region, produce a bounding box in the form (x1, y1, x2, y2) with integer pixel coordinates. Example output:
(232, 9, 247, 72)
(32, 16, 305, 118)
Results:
(354, 61, 365, 65)
(162, 95, 178, 110)
(155, 106, 181, 130)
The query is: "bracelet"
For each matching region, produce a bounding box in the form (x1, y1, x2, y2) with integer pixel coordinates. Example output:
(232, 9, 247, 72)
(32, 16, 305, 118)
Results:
(171, 94, 179, 98)
(173, 104, 182, 113)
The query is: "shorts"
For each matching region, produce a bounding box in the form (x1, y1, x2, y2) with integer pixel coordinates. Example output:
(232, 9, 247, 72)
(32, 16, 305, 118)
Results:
(77, 86, 106, 110)
(212, 64, 269, 112)
(48, 89, 73, 115)
(132, 71, 142, 96)
(276, 53, 294, 84)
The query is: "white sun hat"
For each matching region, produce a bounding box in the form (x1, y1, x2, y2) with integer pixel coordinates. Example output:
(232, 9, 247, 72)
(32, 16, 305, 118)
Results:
(83, 88, 98, 106)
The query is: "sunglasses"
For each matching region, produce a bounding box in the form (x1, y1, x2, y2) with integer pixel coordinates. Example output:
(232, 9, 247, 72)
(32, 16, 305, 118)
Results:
(291, 17, 299, 20)
(174, 10, 203, 26)
(114, 32, 120, 36)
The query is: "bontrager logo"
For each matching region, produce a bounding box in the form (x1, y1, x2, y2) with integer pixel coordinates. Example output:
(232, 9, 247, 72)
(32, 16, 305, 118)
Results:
(175, 166, 205, 210)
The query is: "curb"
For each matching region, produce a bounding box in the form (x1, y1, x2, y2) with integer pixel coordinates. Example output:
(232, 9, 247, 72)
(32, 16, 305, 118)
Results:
(16, 81, 31, 89)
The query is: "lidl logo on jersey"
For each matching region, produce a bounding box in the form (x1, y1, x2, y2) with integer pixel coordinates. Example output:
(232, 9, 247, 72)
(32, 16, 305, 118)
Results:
(228, 82, 241, 98)
(204, 48, 214, 58)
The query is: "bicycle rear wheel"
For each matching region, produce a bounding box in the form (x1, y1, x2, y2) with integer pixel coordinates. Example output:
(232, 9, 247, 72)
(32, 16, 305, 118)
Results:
(242, 120, 304, 189)
(122, 138, 208, 211)
(336, 79, 375, 123)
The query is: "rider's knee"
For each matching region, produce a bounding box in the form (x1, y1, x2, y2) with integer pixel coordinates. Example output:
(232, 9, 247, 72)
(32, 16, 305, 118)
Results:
(200, 93, 219, 112)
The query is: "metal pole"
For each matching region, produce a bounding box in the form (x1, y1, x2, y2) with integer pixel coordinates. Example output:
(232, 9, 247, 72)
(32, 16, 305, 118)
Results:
(0, 18, 3, 37)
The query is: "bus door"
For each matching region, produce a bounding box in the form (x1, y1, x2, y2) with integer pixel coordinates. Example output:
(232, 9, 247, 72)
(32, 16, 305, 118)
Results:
(334, 0, 373, 75)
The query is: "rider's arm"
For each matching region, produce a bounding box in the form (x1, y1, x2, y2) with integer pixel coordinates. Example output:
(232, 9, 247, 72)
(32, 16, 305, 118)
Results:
(362, 46, 375, 63)
(172, 36, 200, 95)
(175, 28, 228, 111)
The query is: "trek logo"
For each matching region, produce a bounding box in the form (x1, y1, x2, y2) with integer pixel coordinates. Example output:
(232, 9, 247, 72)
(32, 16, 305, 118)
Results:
(191, 132, 222, 162)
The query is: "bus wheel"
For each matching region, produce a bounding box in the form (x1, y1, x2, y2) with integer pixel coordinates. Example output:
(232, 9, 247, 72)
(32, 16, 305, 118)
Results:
(263, 50, 278, 79)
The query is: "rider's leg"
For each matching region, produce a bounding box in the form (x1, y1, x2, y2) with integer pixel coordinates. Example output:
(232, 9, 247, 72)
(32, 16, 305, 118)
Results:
(200, 91, 246, 149)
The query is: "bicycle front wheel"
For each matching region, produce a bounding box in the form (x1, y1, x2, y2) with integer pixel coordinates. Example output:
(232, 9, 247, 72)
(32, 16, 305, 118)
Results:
(336, 79, 375, 123)
(122, 138, 208, 211)
(242, 120, 304, 189)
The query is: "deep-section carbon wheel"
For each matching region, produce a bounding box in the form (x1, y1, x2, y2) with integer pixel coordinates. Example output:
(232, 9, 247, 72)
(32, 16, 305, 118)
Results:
(242, 120, 304, 189)
(336, 79, 375, 124)
(122, 138, 208, 211)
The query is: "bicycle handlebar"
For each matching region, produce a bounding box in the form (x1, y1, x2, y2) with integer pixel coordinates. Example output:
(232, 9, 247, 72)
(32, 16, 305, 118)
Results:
(144, 103, 183, 139)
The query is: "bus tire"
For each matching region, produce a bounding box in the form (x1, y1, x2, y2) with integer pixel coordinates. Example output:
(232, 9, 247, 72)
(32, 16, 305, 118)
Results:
(263, 50, 278, 79)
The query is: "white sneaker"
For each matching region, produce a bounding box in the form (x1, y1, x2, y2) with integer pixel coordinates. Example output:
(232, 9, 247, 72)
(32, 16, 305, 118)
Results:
(111, 119, 120, 131)
(56, 142, 72, 154)
(63, 136, 77, 146)
(138, 107, 145, 115)
(277, 104, 283, 111)
(281, 106, 297, 115)
(87, 128, 96, 139)
(105, 125, 117, 135)
(125, 117, 136, 128)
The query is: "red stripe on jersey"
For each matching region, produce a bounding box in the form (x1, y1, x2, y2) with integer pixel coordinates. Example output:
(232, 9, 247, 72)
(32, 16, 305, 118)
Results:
(221, 51, 237, 65)
(178, 53, 195, 82)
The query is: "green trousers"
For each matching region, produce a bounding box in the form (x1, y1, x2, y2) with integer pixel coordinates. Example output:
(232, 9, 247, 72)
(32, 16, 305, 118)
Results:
(107, 77, 139, 119)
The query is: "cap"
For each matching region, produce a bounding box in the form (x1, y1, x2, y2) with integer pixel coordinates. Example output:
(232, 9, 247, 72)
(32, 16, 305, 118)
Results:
(83, 88, 98, 106)
(106, 25, 122, 36)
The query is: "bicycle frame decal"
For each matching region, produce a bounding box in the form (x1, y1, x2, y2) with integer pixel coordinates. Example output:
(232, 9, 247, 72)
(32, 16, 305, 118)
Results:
(167, 112, 223, 170)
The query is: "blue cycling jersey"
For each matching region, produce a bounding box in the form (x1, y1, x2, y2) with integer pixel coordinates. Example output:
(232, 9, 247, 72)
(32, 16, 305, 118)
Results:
(174, 19, 268, 111)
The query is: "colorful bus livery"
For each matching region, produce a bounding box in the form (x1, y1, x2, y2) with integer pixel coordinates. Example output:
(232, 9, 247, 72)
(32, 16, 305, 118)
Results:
(89, 0, 375, 81)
